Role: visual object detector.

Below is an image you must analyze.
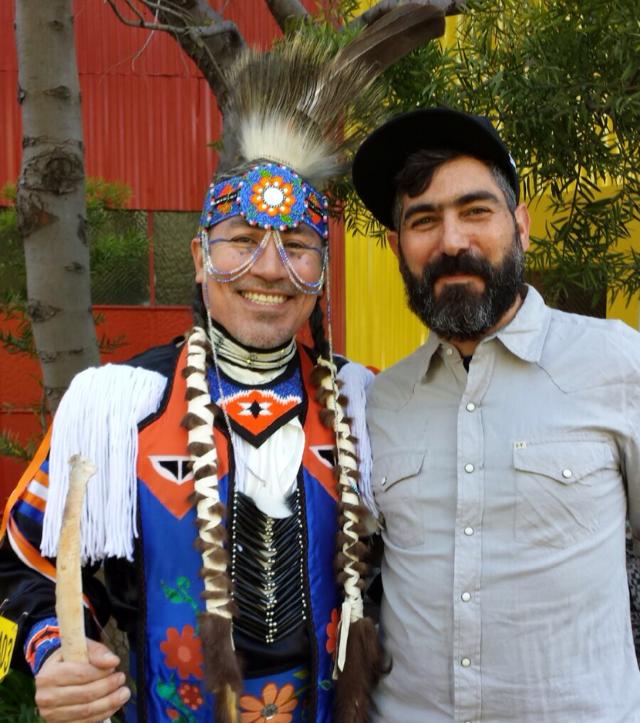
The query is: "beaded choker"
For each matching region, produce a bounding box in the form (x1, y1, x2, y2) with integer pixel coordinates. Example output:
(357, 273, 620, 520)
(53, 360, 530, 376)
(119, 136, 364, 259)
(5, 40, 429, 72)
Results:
(209, 323, 296, 373)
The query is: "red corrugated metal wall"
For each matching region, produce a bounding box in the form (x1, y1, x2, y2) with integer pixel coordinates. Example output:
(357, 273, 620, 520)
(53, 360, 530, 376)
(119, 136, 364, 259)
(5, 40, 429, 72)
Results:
(1, 0, 291, 210)
(0, 0, 345, 506)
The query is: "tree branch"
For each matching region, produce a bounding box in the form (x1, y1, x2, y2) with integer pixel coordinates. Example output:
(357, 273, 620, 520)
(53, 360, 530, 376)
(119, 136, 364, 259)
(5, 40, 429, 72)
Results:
(263, 0, 308, 31)
(351, 0, 465, 30)
(105, 0, 188, 32)
(108, 0, 246, 106)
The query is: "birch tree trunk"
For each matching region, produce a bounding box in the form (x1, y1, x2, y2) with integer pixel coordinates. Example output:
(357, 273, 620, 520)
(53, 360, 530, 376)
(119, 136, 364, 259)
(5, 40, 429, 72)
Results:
(14, 0, 98, 413)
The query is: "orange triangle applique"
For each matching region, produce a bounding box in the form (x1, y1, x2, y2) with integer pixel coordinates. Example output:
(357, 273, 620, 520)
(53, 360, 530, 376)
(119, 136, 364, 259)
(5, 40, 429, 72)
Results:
(222, 389, 300, 437)
(137, 346, 229, 519)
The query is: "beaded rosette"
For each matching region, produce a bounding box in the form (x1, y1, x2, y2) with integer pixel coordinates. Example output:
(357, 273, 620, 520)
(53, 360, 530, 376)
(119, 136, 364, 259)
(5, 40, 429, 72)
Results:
(199, 162, 329, 239)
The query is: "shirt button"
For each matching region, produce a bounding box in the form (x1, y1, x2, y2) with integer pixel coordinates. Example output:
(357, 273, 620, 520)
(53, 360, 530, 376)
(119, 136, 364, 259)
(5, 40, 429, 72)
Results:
(562, 468, 572, 479)
(381, 476, 387, 487)
(445, 348, 453, 356)
(461, 591, 471, 602)
(464, 463, 475, 473)
(464, 526, 474, 536)
(461, 657, 471, 667)
(466, 402, 476, 412)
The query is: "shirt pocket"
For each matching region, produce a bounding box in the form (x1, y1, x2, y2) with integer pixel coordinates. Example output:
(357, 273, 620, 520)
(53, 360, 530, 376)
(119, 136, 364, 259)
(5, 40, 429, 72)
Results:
(513, 439, 616, 548)
(373, 450, 426, 548)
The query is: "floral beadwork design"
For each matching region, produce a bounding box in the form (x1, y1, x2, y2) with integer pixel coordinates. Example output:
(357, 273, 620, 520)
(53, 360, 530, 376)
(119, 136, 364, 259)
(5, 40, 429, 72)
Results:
(250, 175, 296, 217)
(240, 682, 298, 723)
(178, 682, 204, 710)
(157, 674, 200, 723)
(200, 163, 329, 239)
(160, 625, 204, 680)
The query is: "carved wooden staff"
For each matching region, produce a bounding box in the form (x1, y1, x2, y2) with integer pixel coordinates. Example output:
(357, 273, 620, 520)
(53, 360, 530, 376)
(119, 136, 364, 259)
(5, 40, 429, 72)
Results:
(55, 455, 111, 723)
(55, 454, 96, 663)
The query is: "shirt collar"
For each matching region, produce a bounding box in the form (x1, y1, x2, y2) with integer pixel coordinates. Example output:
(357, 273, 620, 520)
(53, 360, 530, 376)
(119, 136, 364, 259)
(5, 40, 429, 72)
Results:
(421, 284, 551, 376)
(493, 284, 550, 363)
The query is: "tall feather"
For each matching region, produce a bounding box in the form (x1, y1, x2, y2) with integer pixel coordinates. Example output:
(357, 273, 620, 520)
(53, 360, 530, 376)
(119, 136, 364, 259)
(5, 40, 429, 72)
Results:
(223, 35, 386, 186)
(334, 4, 445, 77)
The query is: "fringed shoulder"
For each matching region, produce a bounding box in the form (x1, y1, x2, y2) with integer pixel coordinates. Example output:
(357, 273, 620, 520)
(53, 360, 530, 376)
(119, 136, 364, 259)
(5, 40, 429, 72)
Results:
(41, 364, 168, 564)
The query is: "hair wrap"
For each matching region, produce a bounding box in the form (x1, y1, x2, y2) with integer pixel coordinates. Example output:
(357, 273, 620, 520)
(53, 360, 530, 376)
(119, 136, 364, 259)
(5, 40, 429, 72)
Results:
(183, 327, 242, 720)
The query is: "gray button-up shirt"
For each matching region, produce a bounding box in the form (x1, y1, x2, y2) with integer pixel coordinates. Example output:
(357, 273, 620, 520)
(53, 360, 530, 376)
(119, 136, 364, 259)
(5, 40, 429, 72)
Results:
(367, 286, 640, 722)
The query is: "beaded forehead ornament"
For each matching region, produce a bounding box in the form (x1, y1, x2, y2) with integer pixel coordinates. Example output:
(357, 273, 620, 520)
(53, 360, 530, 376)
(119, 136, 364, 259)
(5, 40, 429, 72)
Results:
(200, 162, 330, 239)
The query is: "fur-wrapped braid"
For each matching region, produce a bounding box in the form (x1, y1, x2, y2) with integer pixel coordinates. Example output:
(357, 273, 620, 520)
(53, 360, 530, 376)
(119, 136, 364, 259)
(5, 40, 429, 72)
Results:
(308, 330, 385, 721)
(182, 327, 242, 721)
(310, 300, 330, 360)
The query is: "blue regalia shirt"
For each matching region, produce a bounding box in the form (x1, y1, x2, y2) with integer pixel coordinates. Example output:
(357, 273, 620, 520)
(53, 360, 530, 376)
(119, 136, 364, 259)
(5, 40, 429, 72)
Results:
(367, 285, 640, 722)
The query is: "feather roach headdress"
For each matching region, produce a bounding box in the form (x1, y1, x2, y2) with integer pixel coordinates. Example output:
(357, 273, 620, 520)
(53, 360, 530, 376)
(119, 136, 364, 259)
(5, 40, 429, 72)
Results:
(225, 35, 385, 183)
(199, 34, 387, 240)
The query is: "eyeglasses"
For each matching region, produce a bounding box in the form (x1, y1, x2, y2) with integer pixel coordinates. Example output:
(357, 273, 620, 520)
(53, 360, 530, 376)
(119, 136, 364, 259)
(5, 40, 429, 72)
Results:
(200, 228, 327, 295)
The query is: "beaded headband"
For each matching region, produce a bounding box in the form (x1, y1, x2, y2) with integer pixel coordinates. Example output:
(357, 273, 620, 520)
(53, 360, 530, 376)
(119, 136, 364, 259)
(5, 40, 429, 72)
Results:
(200, 162, 330, 240)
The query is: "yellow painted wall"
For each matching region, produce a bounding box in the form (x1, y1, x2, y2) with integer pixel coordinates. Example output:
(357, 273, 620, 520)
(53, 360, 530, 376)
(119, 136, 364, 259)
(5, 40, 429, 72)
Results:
(344, 14, 640, 370)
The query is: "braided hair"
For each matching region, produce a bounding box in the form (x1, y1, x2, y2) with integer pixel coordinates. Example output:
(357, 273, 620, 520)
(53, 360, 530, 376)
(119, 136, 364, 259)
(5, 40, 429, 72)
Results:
(308, 299, 386, 722)
(182, 328, 241, 722)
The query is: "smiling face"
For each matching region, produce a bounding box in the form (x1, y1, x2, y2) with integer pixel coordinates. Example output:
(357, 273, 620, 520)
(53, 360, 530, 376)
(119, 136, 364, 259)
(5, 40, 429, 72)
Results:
(393, 155, 530, 346)
(191, 216, 321, 349)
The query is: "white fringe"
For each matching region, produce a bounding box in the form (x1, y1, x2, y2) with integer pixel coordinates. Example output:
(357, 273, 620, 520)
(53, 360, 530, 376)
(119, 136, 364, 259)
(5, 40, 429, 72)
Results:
(240, 115, 339, 187)
(336, 361, 377, 518)
(41, 364, 168, 564)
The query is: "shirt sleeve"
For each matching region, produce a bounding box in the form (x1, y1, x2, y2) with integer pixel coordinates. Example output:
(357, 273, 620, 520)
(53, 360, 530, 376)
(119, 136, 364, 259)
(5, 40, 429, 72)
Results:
(624, 372, 640, 555)
(0, 433, 111, 675)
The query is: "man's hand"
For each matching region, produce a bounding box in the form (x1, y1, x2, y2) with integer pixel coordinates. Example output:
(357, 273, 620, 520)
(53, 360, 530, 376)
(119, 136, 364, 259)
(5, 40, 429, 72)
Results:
(35, 638, 130, 723)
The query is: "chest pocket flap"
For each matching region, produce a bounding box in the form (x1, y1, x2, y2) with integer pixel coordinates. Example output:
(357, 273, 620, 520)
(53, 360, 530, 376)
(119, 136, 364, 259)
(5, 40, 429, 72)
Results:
(513, 440, 617, 485)
(373, 451, 426, 548)
(375, 451, 426, 492)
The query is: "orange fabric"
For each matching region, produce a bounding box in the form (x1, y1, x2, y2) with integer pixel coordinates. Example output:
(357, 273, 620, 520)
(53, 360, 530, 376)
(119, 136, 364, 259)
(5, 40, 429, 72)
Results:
(0, 427, 52, 541)
(7, 515, 56, 582)
(33, 469, 49, 487)
(22, 490, 46, 514)
(7, 515, 94, 614)
(223, 389, 299, 437)
(137, 346, 229, 518)
(299, 350, 338, 502)
(137, 345, 193, 519)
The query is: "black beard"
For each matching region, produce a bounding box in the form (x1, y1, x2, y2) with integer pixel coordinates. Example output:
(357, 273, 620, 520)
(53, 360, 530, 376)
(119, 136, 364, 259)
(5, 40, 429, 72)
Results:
(399, 235, 525, 341)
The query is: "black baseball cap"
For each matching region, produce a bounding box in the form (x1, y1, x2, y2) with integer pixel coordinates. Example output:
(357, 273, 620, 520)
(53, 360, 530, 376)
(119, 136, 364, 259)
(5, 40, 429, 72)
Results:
(352, 107, 519, 229)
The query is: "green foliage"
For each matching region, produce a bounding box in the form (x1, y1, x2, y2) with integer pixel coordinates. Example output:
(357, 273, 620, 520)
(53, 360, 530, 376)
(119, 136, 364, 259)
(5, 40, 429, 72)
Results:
(0, 428, 38, 461)
(0, 178, 148, 304)
(86, 177, 132, 210)
(0, 669, 43, 721)
(0, 182, 16, 203)
(351, 0, 640, 306)
(0, 668, 124, 721)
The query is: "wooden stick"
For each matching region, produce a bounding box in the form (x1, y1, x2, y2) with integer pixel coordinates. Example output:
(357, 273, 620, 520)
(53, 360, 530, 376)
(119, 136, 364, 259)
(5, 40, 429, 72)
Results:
(55, 454, 96, 663)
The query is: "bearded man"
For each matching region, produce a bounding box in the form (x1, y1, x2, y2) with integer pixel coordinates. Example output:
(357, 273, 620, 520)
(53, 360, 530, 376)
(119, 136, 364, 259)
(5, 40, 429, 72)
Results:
(0, 39, 384, 723)
(352, 108, 640, 722)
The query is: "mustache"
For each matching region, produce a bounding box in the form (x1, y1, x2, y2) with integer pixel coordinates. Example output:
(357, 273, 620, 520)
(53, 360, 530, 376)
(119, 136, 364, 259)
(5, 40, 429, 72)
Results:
(423, 251, 493, 285)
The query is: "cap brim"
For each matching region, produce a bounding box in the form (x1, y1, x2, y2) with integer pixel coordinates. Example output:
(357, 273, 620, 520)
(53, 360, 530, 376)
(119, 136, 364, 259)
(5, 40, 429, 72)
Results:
(352, 107, 518, 229)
